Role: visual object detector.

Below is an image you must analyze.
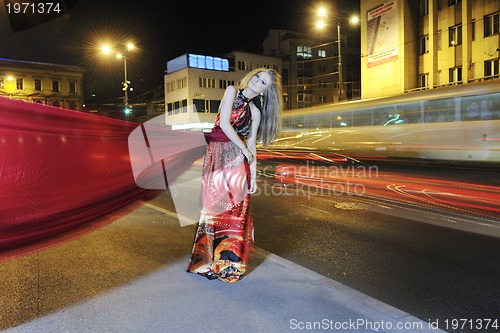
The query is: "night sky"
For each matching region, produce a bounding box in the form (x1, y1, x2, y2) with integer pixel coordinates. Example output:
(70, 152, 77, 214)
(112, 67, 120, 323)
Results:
(0, 0, 359, 103)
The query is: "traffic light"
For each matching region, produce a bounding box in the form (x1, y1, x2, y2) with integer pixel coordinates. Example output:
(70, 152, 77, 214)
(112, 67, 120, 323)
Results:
(124, 105, 132, 114)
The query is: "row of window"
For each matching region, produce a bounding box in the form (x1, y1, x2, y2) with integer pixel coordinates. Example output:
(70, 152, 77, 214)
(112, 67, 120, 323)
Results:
(167, 80, 354, 113)
(165, 76, 188, 93)
(0, 76, 77, 93)
(166, 99, 188, 115)
(419, 12, 500, 54)
(419, 58, 499, 87)
(165, 76, 236, 93)
(237, 62, 279, 72)
(165, 63, 279, 95)
(419, 0, 462, 16)
(419, 67, 462, 87)
(166, 98, 222, 114)
(296, 45, 330, 61)
(198, 77, 237, 89)
(34, 99, 78, 110)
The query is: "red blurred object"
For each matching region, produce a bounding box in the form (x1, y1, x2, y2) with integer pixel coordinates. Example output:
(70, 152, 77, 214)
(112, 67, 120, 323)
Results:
(0, 97, 204, 259)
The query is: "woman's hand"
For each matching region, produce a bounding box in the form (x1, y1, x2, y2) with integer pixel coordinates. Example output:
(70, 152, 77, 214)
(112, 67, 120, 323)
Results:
(247, 176, 257, 194)
(242, 147, 254, 164)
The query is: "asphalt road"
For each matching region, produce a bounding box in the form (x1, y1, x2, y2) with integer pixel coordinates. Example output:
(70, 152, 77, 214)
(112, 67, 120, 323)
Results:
(1, 159, 497, 333)
(251, 160, 500, 333)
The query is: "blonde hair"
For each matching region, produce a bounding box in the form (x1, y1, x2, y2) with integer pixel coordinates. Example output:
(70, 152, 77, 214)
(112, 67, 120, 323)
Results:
(238, 68, 283, 147)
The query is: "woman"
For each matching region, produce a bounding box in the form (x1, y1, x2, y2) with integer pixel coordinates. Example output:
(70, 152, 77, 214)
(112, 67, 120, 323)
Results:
(187, 68, 283, 283)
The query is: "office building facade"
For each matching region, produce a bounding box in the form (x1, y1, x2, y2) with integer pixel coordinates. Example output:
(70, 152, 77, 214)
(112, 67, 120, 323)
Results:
(0, 58, 85, 110)
(360, 0, 500, 98)
(163, 51, 281, 129)
(261, 29, 361, 110)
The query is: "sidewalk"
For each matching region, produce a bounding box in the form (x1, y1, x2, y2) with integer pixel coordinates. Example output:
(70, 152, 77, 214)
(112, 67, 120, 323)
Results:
(0, 200, 444, 333)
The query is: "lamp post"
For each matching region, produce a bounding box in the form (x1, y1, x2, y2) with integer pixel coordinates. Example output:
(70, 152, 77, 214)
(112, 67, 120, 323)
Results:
(117, 52, 130, 110)
(102, 42, 134, 114)
(337, 22, 343, 101)
(316, 8, 359, 103)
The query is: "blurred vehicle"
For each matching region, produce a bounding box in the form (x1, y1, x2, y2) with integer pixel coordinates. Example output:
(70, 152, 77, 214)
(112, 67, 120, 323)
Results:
(271, 79, 500, 164)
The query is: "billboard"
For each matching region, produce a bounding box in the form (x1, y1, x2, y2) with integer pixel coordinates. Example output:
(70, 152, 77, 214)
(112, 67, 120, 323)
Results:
(366, 1, 399, 68)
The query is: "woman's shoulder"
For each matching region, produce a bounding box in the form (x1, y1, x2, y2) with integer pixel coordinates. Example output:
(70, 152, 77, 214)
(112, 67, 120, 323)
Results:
(220, 85, 237, 101)
(224, 85, 237, 95)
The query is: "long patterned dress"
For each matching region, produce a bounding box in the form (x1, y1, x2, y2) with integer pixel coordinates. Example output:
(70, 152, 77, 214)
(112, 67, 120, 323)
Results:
(187, 89, 254, 283)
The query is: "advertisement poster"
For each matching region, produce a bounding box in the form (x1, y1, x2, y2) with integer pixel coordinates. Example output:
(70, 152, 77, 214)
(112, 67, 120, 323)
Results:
(366, 1, 399, 68)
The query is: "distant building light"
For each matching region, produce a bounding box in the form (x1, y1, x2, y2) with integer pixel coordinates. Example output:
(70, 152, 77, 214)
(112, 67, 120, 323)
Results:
(188, 54, 229, 71)
(166, 53, 229, 73)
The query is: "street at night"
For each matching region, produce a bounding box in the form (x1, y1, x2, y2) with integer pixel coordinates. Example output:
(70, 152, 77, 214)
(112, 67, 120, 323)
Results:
(2, 0, 500, 332)
(252, 155, 500, 333)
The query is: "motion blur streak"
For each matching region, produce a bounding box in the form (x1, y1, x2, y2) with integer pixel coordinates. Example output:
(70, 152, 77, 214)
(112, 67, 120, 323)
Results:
(263, 151, 500, 235)
(0, 97, 201, 260)
(276, 80, 500, 164)
(273, 160, 500, 219)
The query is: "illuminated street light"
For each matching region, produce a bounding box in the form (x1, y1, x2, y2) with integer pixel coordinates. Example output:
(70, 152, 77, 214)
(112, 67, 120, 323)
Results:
(316, 8, 359, 102)
(102, 42, 135, 114)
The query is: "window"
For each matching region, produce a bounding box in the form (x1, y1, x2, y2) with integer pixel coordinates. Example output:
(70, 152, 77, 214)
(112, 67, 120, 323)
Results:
(449, 24, 462, 46)
(296, 45, 312, 60)
(181, 99, 188, 113)
(188, 54, 229, 71)
(449, 66, 462, 83)
(0, 77, 4, 89)
(173, 101, 180, 114)
(437, 30, 442, 50)
(436, 70, 442, 86)
(318, 49, 326, 58)
(177, 77, 187, 89)
(34, 78, 42, 91)
(199, 77, 215, 88)
(166, 81, 175, 93)
(219, 79, 234, 89)
(16, 78, 23, 90)
(193, 99, 220, 113)
(52, 80, 59, 92)
(68, 81, 76, 94)
(484, 12, 500, 37)
(484, 59, 500, 79)
(419, 73, 429, 88)
(419, 0, 428, 16)
(209, 100, 220, 113)
(420, 35, 429, 54)
(471, 19, 475, 40)
(237, 61, 253, 71)
(192, 99, 203, 113)
(448, 0, 461, 6)
(319, 96, 328, 103)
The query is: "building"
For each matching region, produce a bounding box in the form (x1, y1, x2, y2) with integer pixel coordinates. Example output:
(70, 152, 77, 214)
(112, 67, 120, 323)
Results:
(261, 29, 361, 110)
(0, 58, 86, 110)
(360, 0, 500, 98)
(164, 51, 281, 129)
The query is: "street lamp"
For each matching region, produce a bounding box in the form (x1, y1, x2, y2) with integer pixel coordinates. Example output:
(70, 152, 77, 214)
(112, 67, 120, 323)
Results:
(102, 42, 134, 114)
(337, 21, 343, 101)
(316, 9, 359, 102)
